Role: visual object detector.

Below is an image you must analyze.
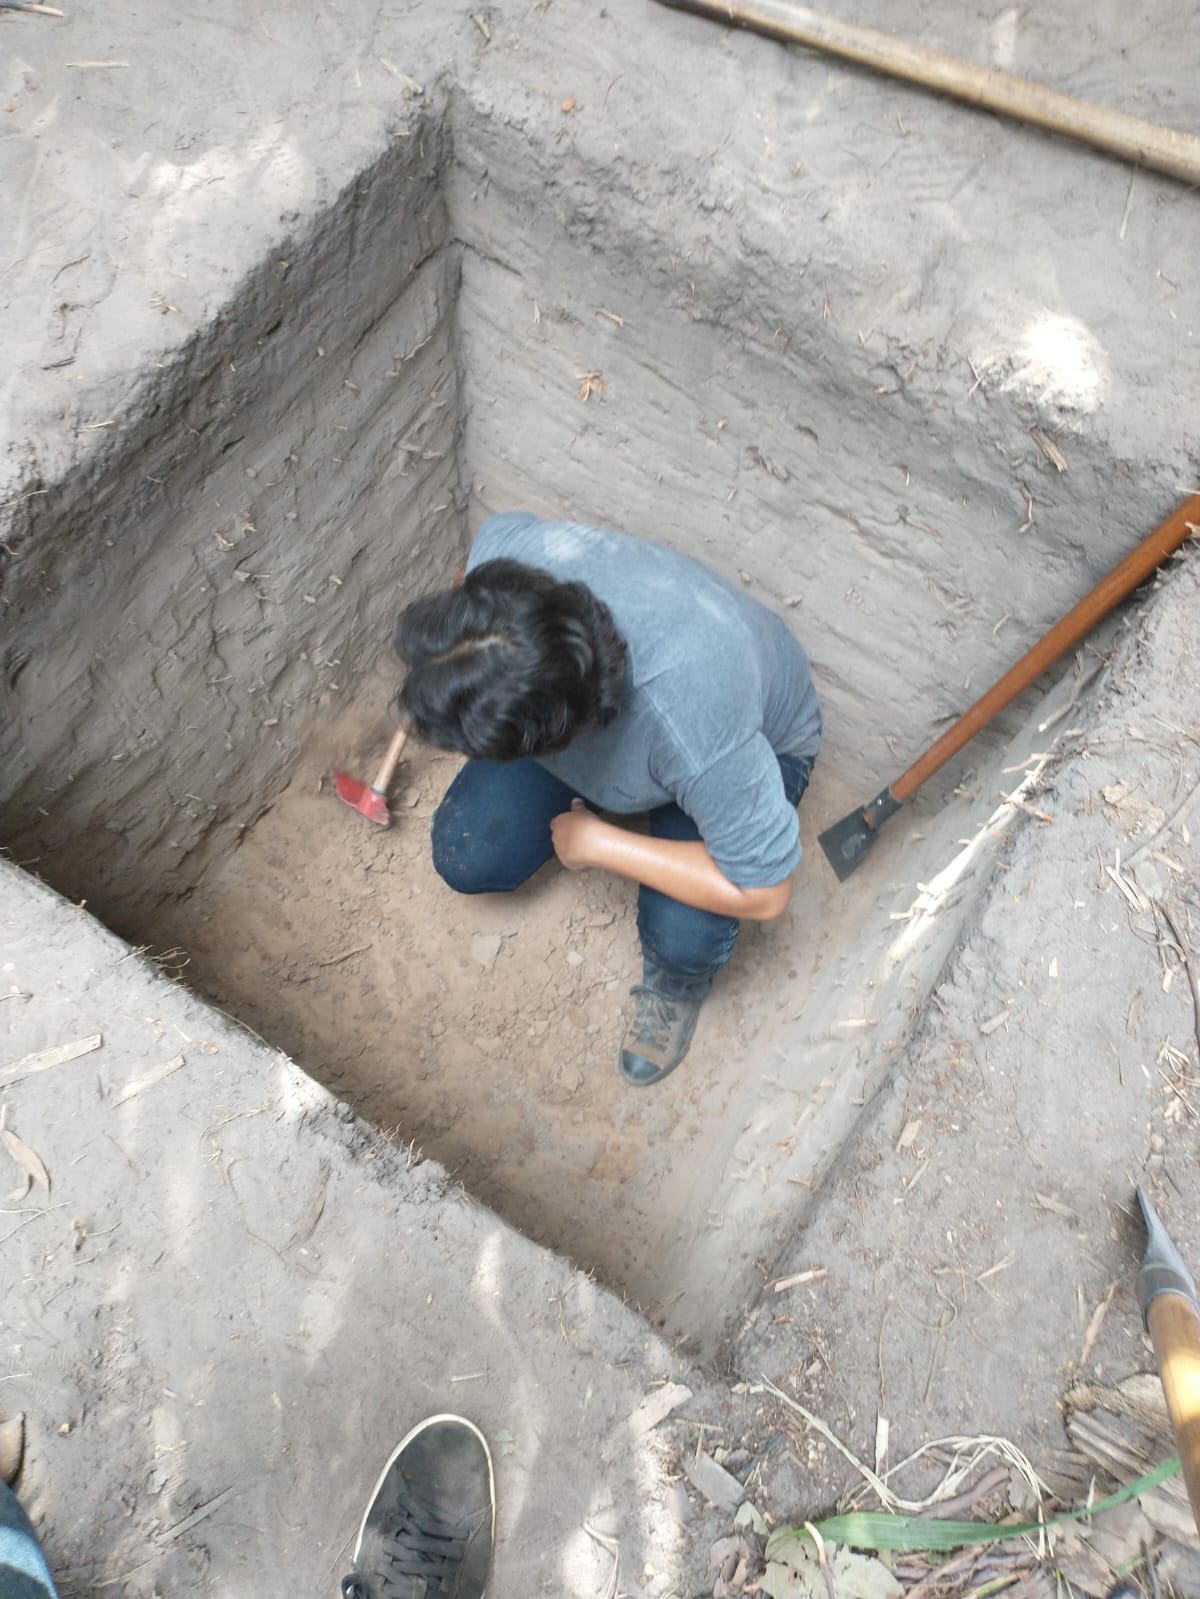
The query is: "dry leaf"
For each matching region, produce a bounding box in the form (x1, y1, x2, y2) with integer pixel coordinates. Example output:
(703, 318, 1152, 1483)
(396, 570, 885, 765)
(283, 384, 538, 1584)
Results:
(896, 1118, 921, 1151)
(2, 1128, 50, 1200)
(760, 1540, 902, 1599)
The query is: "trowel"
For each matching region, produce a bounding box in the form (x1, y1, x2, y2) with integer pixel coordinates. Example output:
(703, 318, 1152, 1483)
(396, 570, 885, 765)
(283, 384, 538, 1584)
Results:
(1136, 1184, 1200, 1537)
(819, 492, 1200, 880)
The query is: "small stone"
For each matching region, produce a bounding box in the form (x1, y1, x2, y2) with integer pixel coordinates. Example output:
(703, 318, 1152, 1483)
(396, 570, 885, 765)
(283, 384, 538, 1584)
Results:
(686, 1451, 745, 1512)
(665, 1481, 692, 1524)
(471, 933, 503, 970)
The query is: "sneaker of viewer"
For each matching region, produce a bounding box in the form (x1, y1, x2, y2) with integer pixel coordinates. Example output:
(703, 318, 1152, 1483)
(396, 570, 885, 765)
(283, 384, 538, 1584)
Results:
(340, 1414, 495, 1599)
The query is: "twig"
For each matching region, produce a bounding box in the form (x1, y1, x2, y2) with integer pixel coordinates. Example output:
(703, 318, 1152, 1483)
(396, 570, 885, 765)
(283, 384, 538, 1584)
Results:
(155, 1485, 236, 1545)
(1119, 170, 1136, 240)
(903, 1548, 980, 1599)
(998, 792, 1054, 824)
(0, 1033, 102, 1089)
(1039, 653, 1109, 732)
(963, 1575, 1024, 1598)
(316, 944, 373, 967)
(0, 1203, 66, 1246)
(761, 1378, 906, 1509)
(768, 1268, 828, 1292)
(1159, 903, 1200, 1062)
(1079, 1280, 1118, 1367)
(804, 1521, 837, 1599)
(112, 1053, 184, 1106)
(922, 1464, 1011, 1520)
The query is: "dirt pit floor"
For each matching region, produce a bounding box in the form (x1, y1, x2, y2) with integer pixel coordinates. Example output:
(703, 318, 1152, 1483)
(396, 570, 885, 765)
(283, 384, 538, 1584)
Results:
(3, 0, 1200, 1593)
(152, 707, 870, 1322)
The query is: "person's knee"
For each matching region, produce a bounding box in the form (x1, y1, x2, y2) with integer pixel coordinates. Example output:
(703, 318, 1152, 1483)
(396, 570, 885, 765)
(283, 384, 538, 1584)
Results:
(639, 902, 740, 981)
(431, 802, 531, 894)
(431, 809, 491, 894)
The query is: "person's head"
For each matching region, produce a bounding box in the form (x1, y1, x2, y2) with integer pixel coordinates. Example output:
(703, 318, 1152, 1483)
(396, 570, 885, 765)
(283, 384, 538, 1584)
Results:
(393, 558, 628, 760)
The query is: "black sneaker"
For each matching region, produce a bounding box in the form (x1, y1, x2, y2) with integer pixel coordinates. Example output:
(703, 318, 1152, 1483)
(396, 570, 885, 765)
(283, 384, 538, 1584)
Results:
(340, 1415, 494, 1599)
(619, 969, 707, 1087)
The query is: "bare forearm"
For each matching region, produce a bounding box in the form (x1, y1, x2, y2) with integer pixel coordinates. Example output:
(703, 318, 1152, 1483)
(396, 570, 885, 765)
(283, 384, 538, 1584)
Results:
(584, 821, 790, 920)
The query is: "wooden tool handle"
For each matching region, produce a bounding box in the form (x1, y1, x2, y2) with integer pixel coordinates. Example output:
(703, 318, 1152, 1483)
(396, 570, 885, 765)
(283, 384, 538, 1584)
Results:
(890, 495, 1200, 804)
(1147, 1292, 1200, 1536)
(370, 725, 409, 794)
(655, 0, 1200, 186)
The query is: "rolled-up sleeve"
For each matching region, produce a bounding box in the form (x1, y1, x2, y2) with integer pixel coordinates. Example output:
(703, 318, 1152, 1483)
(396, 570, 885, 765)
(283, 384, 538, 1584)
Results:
(673, 734, 801, 889)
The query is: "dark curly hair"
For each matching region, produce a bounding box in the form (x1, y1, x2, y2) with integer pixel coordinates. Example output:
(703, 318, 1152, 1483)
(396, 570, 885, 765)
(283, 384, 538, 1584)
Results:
(393, 558, 628, 760)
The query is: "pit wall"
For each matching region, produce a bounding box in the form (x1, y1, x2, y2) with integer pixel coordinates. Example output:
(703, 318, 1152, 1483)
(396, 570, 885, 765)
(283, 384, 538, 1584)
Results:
(0, 118, 464, 933)
(3, 83, 1191, 918)
(0, 858, 714, 1599)
(447, 99, 1186, 797)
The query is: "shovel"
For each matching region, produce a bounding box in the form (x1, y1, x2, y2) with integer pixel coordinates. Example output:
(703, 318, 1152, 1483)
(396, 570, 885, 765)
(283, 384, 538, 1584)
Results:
(333, 724, 409, 828)
(653, 0, 1200, 186)
(820, 492, 1200, 880)
(1136, 1185, 1200, 1536)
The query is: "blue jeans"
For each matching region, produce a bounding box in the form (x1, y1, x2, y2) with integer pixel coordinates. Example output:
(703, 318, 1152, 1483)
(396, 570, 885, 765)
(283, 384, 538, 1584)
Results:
(431, 753, 813, 996)
(0, 1484, 57, 1599)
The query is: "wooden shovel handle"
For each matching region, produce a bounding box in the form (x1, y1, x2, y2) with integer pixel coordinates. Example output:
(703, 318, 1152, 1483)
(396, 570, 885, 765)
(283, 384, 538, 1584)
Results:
(1147, 1292, 1200, 1536)
(654, 0, 1200, 186)
(370, 724, 409, 794)
(891, 494, 1200, 804)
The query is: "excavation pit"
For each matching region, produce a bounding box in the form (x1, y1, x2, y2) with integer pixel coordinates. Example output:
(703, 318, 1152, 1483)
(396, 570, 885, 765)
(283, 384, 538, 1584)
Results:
(1, 82, 1187, 1354)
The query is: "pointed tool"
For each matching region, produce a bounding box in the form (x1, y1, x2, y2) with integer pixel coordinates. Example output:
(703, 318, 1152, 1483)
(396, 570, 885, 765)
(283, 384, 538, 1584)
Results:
(333, 724, 409, 828)
(818, 491, 1200, 880)
(1136, 1184, 1200, 1536)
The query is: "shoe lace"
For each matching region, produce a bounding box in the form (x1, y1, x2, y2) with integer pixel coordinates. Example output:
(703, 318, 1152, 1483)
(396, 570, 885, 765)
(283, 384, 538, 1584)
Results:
(629, 986, 678, 1054)
(372, 1483, 484, 1598)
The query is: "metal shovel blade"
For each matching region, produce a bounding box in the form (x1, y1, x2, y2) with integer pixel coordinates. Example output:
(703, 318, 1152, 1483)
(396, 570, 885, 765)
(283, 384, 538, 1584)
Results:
(818, 785, 905, 881)
(819, 808, 882, 881)
(1137, 1183, 1199, 1321)
(333, 771, 390, 827)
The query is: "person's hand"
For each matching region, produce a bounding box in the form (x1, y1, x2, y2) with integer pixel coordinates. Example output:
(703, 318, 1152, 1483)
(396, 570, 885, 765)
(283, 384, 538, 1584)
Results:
(550, 799, 605, 871)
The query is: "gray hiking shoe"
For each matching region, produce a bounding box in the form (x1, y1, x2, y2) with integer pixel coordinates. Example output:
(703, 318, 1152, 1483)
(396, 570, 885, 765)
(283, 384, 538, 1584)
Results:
(620, 976, 706, 1087)
(340, 1414, 494, 1599)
